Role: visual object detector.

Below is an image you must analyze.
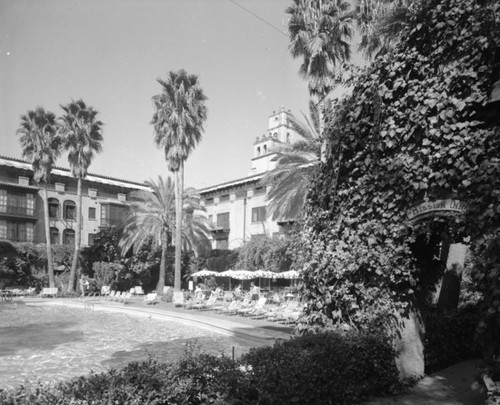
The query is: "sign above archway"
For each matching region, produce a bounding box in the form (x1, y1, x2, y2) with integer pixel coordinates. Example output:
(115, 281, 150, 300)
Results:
(408, 199, 467, 222)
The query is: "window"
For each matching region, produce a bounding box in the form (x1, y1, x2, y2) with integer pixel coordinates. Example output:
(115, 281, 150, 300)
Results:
(88, 233, 97, 245)
(26, 223, 33, 242)
(100, 203, 128, 227)
(0, 220, 6, 239)
(254, 187, 266, 196)
(208, 215, 213, 225)
(286, 133, 291, 143)
(26, 194, 34, 215)
(263, 144, 267, 153)
(48, 198, 60, 218)
(2, 221, 33, 242)
(219, 194, 229, 203)
(0, 189, 7, 212)
(50, 227, 60, 245)
(63, 201, 76, 220)
(257, 146, 261, 156)
(63, 229, 75, 246)
(0, 191, 35, 216)
(216, 238, 228, 249)
(252, 206, 266, 222)
(88, 207, 96, 220)
(204, 198, 214, 206)
(216, 212, 230, 229)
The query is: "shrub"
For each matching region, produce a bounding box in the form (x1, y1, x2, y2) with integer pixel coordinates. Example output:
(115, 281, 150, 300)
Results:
(0, 333, 399, 404)
(424, 307, 481, 373)
(243, 331, 399, 405)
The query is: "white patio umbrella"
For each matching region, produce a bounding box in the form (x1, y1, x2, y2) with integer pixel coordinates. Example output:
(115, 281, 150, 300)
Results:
(276, 270, 301, 279)
(216, 270, 235, 290)
(276, 270, 301, 288)
(191, 269, 219, 278)
(230, 270, 256, 280)
(254, 269, 276, 289)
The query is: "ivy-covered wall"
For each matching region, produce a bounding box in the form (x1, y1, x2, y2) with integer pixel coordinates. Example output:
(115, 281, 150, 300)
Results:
(299, 0, 499, 357)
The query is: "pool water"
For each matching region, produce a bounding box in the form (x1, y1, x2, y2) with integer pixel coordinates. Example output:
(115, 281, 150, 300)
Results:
(0, 301, 257, 390)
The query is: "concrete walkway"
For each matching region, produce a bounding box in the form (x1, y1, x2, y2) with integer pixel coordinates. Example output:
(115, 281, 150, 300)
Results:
(365, 360, 486, 405)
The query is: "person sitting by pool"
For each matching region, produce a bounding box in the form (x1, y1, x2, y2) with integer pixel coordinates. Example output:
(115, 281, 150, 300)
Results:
(79, 276, 89, 298)
(250, 282, 260, 301)
(194, 284, 204, 302)
(233, 284, 242, 300)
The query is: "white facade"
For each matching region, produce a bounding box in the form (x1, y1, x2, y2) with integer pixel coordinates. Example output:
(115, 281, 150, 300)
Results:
(200, 107, 300, 249)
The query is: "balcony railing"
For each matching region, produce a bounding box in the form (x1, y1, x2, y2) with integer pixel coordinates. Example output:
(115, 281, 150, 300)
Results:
(210, 221, 230, 232)
(0, 206, 35, 218)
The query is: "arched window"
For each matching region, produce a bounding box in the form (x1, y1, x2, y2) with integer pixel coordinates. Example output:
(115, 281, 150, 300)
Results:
(263, 144, 267, 153)
(286, 133, 291, 143)
(63, 229, 75, 246)
(50, 227, 60, 245)
(257, 146, 261, 156)
(48, 198, 59, 219)
(273, 132, 278, 138)
(63, 200, 76, 220)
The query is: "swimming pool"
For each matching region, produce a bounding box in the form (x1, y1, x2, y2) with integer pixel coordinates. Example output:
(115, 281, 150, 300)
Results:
(0, 301, 260, 390)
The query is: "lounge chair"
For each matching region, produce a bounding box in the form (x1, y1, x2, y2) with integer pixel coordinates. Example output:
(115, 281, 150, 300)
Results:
(238, 296, 267, 316)
(248, 297, 269, 317)
(40, 287, 58, 298)
(144, 293, 160, 305)
(134, 286, 145, 295)
(118, 292, 132, 304)
(218, 299, 241, 315)
(172, 291, 185, 307)
(191, 292, 217, 310)
(112, 292, 124, 302)
(267, 301, 300, 323)
(24, 287, 36, 296)
(105, 290, 116, 301)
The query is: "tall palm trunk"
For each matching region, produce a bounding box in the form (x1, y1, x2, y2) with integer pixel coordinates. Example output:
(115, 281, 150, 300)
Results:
(68, 177, 82, 292)
(156, 230, 168, 293)
(174, 164, 184, 291)
(42, 184, 55, 288)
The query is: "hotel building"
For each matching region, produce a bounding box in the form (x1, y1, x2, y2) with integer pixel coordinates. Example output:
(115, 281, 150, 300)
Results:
(199, 107, 302, 249)
(0, 156, 150, 247)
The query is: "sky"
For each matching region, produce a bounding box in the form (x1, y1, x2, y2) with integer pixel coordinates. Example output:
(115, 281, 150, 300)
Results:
(1, 0, 313, 189)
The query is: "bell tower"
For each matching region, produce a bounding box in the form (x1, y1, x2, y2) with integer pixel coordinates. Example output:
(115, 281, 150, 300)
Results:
(248, 106, 301, 175)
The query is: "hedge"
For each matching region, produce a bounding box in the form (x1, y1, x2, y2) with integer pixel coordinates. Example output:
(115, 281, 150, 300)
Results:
(0, 331, 399, 405)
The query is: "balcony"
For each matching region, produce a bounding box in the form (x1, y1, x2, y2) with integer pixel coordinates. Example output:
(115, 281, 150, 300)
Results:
(0, 206, 36, 221)
(210, 221, 230, 234)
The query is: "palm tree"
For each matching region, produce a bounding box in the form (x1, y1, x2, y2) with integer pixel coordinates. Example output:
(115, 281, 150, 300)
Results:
(151, 69, 208, 291)
(119, 176, 211, 293)
(17, 107, 61, 288)
(59, 99, 103, 292)
(260, 101, 323, 221)
(355, 0, 412, 59)
(287, 0, 353, 98)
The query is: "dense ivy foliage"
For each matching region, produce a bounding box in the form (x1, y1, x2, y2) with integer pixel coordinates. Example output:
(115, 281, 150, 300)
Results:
(235, 234, 294, 272)
(298, 0, 500, 344)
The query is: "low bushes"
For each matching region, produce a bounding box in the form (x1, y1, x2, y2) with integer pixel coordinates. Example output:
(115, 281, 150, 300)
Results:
(0, 332, 399, 405)
(243, 331, 399, 405)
